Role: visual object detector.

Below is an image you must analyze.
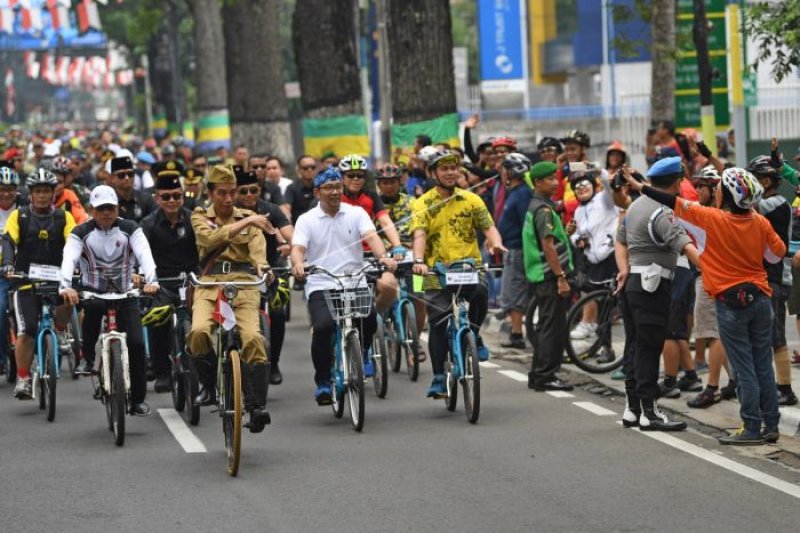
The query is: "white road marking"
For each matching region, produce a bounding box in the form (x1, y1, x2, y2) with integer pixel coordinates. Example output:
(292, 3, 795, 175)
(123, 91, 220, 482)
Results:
(498, 369, 528, 382)
(480, 361, 501, 369)
(158, 408, 207, 453)
(573, 401, 617, 416)
(546, 391, 575, 398)
(619, 422, 800, 500)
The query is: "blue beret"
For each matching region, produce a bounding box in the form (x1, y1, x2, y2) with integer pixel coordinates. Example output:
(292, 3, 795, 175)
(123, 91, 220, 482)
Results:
(313, 166, 342, 188)
(647, 156, 683, 178)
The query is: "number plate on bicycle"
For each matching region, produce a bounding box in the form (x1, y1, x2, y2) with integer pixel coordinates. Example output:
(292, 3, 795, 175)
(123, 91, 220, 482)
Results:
(445, 271, 478, 285)
(28, 263, 61, 282)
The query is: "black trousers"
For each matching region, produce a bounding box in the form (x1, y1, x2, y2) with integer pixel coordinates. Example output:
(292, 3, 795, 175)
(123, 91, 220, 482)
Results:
(82, 299, 147, 404)
(621, 274, 672, 402)
(307, 291, 376, 386)
(148, 284, 183, 379)
(529, 279, 567, 385)
(269, 306, 286, 363)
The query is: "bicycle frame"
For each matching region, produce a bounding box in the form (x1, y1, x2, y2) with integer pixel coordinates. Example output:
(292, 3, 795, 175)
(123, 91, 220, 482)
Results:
(391, 275, 413, 346)
(332, 314, 359, 396)
(446, 292, 473, 382)
(98, 308, 131, 395)
(35, 296, 60, 381)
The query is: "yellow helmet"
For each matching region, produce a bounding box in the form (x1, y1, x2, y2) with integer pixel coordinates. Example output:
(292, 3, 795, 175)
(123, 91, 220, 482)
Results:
(269, 277, 291, 311)
(141, 304, 174, 328)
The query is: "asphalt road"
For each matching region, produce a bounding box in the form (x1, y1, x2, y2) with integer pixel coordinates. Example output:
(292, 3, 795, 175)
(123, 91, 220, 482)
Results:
(2, 295, 800, 533)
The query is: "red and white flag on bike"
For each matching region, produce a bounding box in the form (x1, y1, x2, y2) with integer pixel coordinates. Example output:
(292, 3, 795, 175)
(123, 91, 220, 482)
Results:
(213, 289, 236, 331)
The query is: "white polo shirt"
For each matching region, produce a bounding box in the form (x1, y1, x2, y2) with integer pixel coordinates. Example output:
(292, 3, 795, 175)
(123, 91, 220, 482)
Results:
(293, 202, 376, 296)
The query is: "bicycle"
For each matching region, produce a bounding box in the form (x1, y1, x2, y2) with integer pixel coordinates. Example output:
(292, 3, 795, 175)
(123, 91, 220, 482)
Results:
(305, 262, 381, 432)
(564, 280, 624, 373)
(80, 288, 141, 446)
(384, 261, 421, 382)
(60, 307, 82, 380)
(430, 260, 483, 424)
(189, 272, 269, 477)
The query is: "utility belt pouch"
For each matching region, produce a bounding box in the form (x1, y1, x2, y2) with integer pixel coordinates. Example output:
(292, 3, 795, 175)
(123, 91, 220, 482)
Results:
(640, 263, 663, 293)
(717, 283, 760, 309)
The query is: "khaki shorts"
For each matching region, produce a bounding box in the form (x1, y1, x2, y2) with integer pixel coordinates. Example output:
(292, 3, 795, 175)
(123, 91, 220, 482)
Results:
(693, 275, 719, 339)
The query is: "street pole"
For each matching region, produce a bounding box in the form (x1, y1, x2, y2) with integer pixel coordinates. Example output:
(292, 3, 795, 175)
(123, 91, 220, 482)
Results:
(727, 2, 747, 167)
(376, 0, 392, 162)
(141, 54, 154, 136)
(356, 0, 372, 158)
(168, 0, 183, 135)
(693, 0, 717, 155)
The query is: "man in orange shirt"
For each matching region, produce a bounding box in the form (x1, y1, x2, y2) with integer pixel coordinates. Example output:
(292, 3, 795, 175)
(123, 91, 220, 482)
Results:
(626, 167, 786, 445)
(50, 156, 88, 223)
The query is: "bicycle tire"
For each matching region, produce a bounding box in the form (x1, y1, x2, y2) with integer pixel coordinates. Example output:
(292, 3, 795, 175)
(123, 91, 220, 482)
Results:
(110, 341, 126, 447)
(35, 358, 45, 411)
(460, 331, 480, 424)
(182, 318, 200, 425)
(346, 331, 365, 432)
(565, 289, 624, 374)
(68, 310, 81, 380)
(524, 294, 539, 347)
(223, 348, 242, 476)
(372, 316, 388, 398)
(170, 316, 186, 412)
(401, 301, 420, 382)
(6, 321, 17, 383)
(44, 333, 57, 422)
(445, 360, 458, 412)
(386, 314, 400, 373)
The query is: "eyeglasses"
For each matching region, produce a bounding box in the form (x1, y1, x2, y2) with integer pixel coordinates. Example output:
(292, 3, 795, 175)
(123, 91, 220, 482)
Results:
(319, 184, 343, 192)
(251, 164, 266, 170)
(159, 192, 183, 201)
(345, 173, 366, 180)
(115, 171, 135, 179)
(300, 165, 316, 171)
(238, 186, 260, 195)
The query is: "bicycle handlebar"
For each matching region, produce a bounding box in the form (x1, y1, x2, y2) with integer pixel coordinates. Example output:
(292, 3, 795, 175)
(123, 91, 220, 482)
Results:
(189, 272, 269, 288)
(80, 289, 142, 301)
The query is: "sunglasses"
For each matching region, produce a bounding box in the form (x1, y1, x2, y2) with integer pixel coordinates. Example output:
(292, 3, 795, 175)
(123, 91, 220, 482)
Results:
(251, 164, 266, 170)
(159, 192, 183, 201)
(300, 165, 316, 171)
(345, 173, 366, 180)
(238, 186, 260, 195)
(115, 171, 135, 179)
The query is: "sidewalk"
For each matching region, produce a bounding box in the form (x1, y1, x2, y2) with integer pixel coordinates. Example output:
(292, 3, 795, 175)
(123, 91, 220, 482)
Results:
(481, 313, 800, 456)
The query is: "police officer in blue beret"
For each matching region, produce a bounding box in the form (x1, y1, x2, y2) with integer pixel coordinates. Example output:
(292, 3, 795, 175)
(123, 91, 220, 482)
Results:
(615, 156, 699, 431)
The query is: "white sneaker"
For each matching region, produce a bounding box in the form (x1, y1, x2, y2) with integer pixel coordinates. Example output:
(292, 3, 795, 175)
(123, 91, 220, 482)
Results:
(14, 377, 32, 400)
(570, 321, 597, 340)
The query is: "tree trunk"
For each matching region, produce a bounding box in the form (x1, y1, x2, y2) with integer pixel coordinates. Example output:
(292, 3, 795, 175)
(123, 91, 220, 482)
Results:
(223, 0, 293, 162)
(186, 0, 231, 151)
(292, 0, 361, 118)
(388, 0, 455, 123)
(650, 0, 676, 123)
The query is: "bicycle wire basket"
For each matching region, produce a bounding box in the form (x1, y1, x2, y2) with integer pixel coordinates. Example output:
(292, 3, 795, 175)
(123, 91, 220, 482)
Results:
(322, 286, 374, 320)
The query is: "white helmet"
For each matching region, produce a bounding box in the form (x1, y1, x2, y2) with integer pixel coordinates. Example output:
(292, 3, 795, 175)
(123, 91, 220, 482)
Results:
(418, 146, 438, 165)
(721, 167, 762, 209)
(338, 154, 368, 173)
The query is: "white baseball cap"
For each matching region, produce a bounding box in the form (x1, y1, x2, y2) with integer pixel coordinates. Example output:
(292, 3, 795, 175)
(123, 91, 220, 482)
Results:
(89, 185, 119, 208)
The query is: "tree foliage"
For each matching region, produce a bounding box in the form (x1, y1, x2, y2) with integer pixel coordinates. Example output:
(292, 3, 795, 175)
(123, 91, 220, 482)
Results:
(746, 0, 800, 83)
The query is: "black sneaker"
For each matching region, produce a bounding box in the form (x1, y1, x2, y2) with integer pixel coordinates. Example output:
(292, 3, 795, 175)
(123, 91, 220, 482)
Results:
(130, 402, 152, 417)
(719, 428, 764, 445)
(687, 387, 721, 409)
(658, 380, 680, 399)
(500, 335, 526, 349)
(761, 428, 779, 444)
(154, 375, 171, 393)
(720, 380, 737, 400)
(777, 389, 798, 406)
(677, 374, 704, 392)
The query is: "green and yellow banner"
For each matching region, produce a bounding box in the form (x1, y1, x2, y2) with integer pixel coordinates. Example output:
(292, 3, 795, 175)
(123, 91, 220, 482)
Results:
(391, 113, 460, 148)
(196, 109, 231, 152)
(303, 114, 370, 157)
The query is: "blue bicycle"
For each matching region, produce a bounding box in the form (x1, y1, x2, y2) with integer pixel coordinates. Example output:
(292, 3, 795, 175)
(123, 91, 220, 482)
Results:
(432, 260, 483, 424)
(385, 262, 421, 382)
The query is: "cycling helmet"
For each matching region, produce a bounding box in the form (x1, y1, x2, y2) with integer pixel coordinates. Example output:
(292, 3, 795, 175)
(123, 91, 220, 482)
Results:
(427, 150, 460, 170)
(502, 153, 532, 177)
(746, 155, 780, 180)
(491, 136, 518, 150)
(26, 168, 58, 188)
(338, 154, 368, 173)
(141, 304, 174, 328)
(721, 167, 762, 210)
(418, 145, 438, 165)
(560, 129, 591, 148)
(268, 277, 291, 311)
(375, 164, 402, 180)
(51, 155, 71, 175)
(537, 136, 563, 153)
(0, 166, 18, 186)
(692, 164, 721, 184)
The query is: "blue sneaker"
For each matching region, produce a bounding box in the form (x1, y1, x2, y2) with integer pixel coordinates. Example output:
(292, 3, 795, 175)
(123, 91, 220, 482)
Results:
(363, 359, 375, 378)
(426, 374, 447, 398)
(315, 384, 333, 405)
(475, 336, 490, 362)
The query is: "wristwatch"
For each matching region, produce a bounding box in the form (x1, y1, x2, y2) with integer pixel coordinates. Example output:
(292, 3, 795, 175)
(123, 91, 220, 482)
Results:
(557, 272, 567, 279)
(414, 258, 425, 264)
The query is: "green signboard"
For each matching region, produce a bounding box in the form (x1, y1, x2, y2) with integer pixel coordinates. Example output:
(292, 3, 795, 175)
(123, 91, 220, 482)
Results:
(674, 0, 730, 130)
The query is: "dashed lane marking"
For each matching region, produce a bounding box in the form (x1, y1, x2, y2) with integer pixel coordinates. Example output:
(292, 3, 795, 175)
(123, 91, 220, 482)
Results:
(158, 408, 207, 453)
(573, 401, 617, 416)
(497, 370, 528, 382)
(546, 391, 575, 398)
(619, 422, 800, 500)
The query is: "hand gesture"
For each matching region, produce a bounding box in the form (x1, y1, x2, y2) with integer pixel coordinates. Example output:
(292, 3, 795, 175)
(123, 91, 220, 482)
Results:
(292, 263, 307, 282)
(143, 283, 159, 296)
(60, 288, 79, 305)
(464, 113, 480, 129)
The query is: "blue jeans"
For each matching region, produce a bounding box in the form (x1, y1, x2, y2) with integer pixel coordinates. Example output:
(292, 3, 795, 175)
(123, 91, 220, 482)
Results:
(0, 278, 9, 366)
(715, 294, 780, 433)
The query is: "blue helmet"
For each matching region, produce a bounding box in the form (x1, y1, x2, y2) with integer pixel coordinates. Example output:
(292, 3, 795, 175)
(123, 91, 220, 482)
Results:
(0, 166, 19, 187)
(313, 166, 343, 188)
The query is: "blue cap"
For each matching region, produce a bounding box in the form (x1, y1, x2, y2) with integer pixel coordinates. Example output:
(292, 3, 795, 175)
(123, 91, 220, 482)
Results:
(647, 156, 683, 178)
(136, 151, 156, 165)
(313, 166, 342, 188)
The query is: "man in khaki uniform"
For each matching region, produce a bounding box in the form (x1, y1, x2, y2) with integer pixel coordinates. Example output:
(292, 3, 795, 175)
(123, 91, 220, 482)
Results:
(188, 163, 274, 433)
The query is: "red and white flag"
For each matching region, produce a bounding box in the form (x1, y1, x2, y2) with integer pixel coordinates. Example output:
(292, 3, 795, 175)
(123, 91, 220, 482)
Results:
(55, 55, 70, 85)
(5, 69, 15, 118)
(68, 57, 85, 86)
(76, 0, 101, 33)
(213, 289, 237, 331)
(24, 51, 40, 79)
(0, 8, 14, 35)
(48, 0, 71, 31)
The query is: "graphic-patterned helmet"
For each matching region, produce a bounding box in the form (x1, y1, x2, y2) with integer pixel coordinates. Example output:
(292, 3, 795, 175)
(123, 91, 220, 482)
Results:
(537, 136, 563, 153)
(338, 154, 368, 173)
(427, 150, 460, 170)
(26, 168, 58, 188)
(51, 155, 71, 175)
(502, 153, 532, 177)
(692, 164, 721, 185)
(746, 155, 780, 180)
(0, 166, 19, 186)
(721, 167, 762, 209)
(375, 164, 402, 180)
(560, 129, 591, 148)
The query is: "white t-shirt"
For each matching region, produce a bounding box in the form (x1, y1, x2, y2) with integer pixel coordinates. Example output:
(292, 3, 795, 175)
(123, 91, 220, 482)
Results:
(293, 202, 375, 296)
(277, 177, 292, 195)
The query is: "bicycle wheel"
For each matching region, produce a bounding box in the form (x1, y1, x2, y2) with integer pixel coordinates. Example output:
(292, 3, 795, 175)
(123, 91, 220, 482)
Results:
(345, 332, 365, 432)
(43, 333, 57, 422)
(524, 294, 539, 347)
(565, 290, 624, 373)
(181, 318, 200, 425)
(170, 322, 186, 412)
(401, 301, 420, 382)
(110, 341, 126, 446)
(460, 331, 480, 424)
(6, 321, 17, 383)
(34, 357, 45, 411)
(222, 348, 242, 476)
(445, 361, 458, 412)
(385, 315, 400, 373)
(69, 310, 82, 379)
(372, 316, 388, 398)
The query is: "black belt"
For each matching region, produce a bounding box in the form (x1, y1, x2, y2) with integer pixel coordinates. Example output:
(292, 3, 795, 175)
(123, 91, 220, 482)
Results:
(207, 261, 251, 275)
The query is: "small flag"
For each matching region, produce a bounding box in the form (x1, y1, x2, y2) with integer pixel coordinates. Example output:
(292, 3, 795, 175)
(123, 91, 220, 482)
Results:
(76, 0, 101, 33)
(212, 289, 237, 331)
(0, 8, 13, 34)
(5, 69, 15, 118)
